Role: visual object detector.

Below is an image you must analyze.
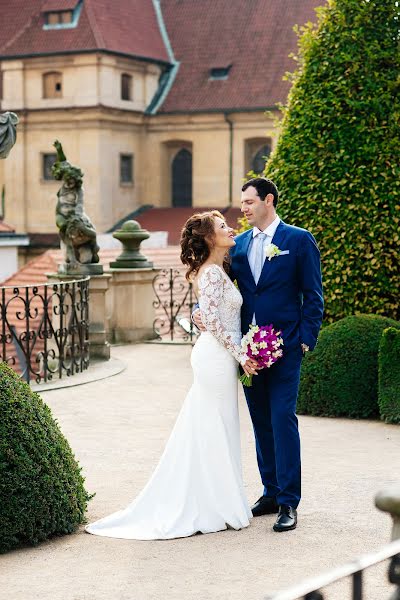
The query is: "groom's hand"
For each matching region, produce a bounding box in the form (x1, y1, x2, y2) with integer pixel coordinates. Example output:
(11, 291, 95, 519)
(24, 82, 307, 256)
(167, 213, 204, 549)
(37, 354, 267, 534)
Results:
(192, 308, 207, 332)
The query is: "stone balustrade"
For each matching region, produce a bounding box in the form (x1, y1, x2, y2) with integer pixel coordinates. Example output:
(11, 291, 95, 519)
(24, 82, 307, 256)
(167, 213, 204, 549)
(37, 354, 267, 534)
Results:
(375, 485, 400, 542)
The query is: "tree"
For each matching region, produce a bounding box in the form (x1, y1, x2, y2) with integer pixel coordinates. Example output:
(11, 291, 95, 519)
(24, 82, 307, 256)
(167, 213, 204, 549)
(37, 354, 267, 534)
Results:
(263, 0, 400, 322)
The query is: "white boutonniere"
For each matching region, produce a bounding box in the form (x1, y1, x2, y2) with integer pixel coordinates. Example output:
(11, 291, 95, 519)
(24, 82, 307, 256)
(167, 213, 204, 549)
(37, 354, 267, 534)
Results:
(265, 243, 282, 261)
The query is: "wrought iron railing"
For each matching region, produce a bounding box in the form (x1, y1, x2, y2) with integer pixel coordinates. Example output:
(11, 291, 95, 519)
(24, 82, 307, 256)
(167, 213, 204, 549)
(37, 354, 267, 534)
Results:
(152, 268, 199, 342)
(264, 540, 400, 600)
(0, 277, 90, 384)
(265, 487, 400, 600)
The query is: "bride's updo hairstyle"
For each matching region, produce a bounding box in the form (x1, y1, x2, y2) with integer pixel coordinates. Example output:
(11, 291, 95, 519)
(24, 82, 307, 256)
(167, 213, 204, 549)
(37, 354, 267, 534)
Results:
(180, 210, 230, 281)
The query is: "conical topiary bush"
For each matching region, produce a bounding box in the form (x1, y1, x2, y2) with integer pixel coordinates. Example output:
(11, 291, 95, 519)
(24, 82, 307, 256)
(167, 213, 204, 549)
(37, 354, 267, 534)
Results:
(298, 315, 400, 419)
(264, 0, 400, 324)
(0, 362, 93, 553)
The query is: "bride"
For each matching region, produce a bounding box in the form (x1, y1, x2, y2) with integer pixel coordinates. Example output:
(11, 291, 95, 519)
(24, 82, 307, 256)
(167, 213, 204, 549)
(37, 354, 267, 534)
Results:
(85, 210, 258, 540)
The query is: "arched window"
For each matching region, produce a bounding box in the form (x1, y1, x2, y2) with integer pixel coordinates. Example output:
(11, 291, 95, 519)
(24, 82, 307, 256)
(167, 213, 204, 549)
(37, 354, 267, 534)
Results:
(121, 74, 132, 101)
(172, 149, 192, 207)
(43, 72, 63, 99)
(244, 138, 272, 175)
(252, 144, 271, 174)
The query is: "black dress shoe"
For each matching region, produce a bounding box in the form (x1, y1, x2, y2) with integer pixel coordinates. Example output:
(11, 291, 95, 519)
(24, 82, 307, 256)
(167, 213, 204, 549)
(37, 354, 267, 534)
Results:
(251, 495, 279, 517)
(273, 505, 297, 532)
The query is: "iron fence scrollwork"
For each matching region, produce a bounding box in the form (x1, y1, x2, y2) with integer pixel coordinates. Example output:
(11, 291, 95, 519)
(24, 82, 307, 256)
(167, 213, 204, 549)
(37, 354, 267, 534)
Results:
(152, 268, 199, 342)
(0, 277, 90, 384)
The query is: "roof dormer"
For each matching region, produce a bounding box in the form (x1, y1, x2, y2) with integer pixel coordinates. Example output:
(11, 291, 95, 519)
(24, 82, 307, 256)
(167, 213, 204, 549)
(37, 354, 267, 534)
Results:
(209, 65, 232, 81)
(42, 0, 82, 30)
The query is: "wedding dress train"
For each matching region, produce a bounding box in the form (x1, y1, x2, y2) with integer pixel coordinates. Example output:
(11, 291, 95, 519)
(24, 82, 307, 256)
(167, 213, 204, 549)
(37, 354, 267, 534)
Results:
(85, 264, 252, 539)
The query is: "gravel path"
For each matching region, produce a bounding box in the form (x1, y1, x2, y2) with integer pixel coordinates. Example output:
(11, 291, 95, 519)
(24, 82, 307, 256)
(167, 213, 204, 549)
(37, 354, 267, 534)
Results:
(1, 343, 399, 600)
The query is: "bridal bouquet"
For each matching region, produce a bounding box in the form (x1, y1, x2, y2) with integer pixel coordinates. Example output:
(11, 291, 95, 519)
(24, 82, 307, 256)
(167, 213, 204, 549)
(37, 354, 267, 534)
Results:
(239, 324, 284, 387)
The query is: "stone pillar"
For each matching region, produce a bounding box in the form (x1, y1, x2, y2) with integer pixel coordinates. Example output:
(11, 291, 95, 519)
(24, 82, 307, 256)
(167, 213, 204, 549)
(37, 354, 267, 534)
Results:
(375, 485, 400, 541)
(87, 274, 112, 359)
(47, 273, 111, 361)
(109, 267, 160, 343)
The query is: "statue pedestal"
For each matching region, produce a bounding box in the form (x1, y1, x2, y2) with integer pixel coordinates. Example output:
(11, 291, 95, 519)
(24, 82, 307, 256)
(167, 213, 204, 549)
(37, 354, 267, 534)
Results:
(88, 274, 111, 359)
(47, 272, 111, 360)
(109, 268, 160, 343)
(58, 263, 104, 276)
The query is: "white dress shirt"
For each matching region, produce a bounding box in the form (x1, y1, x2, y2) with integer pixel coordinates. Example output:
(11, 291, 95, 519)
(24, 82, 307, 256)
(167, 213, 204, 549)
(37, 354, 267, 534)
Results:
(247, 216, 281, 279)
(248, 216, 281, 324)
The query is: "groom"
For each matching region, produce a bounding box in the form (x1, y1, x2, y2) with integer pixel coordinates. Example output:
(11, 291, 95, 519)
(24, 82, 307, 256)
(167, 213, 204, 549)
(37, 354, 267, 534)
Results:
(194, 177, 323, 532)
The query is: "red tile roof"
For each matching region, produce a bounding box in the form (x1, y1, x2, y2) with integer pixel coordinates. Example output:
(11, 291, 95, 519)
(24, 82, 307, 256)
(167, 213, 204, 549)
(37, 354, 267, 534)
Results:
(0, 1, 322, 112)
(0, 2, 34, 59)
(41, 0, 79, 10)
(0, 246, 183, 287)
(159, 0, 321, 112)
(0, 0, 170, 64)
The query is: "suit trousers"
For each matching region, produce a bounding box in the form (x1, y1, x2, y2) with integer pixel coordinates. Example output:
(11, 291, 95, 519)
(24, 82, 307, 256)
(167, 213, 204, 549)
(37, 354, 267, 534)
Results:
(243, 345, 302, 508)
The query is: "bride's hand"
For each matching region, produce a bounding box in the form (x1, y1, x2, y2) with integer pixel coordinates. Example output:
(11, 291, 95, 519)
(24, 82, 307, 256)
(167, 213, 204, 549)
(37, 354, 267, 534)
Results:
(242, 357, 259, 377)
(192, 309, 206, 332)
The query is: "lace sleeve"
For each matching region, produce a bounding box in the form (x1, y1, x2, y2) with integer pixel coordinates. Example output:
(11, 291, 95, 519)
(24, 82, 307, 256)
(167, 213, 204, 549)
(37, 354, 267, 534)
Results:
(198, 265, 247, 365)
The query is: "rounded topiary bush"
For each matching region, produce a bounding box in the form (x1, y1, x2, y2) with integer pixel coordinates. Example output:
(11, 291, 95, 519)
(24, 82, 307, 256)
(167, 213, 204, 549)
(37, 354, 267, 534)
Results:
(298, 315, 400, 419)
(0, 362, 93, 553)
(378, 327, 400, 424)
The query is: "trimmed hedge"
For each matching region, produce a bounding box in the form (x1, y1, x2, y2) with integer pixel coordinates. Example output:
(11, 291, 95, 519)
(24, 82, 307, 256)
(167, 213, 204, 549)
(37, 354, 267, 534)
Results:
(0, 362, 93, 553)
(378, 327, 400, 424)
(298, 315, 400, 419)
(253, 0, 400, 324)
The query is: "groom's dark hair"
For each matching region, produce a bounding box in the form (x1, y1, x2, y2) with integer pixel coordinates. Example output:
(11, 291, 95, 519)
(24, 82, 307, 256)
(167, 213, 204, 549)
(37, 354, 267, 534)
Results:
(242, 177, 279, 207)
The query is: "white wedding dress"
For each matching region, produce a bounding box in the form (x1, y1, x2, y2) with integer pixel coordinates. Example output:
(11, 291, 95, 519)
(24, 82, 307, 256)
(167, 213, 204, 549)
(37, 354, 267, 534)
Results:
(85, 264, 252, 540)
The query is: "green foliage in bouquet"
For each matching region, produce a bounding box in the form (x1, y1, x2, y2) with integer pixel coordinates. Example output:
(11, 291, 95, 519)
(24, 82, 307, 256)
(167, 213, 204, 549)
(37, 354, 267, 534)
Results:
(298, 315, 400, 419)
(0, 362, 93, 553)
(238, 0, 400, 324)
(378, 327, 400, 424)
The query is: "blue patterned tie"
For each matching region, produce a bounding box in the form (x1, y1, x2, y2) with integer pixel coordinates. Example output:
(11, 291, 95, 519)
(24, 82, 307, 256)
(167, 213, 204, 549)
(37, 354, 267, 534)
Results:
(254, 233, 267, 283)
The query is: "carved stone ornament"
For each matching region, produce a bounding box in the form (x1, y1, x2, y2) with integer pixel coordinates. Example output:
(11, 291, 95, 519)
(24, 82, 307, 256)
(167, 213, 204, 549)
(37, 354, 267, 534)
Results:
(0, 112, 19, 159)
(52, 140, 103, 275)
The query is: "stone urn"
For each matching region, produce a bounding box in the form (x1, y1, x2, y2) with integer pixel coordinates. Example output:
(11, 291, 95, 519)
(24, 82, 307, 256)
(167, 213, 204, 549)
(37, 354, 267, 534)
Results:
(110, 220, 153, 269)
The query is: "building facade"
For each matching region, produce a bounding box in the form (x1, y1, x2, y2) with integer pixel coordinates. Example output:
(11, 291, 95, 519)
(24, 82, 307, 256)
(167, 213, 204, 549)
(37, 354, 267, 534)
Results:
(0, 0, 320, 242)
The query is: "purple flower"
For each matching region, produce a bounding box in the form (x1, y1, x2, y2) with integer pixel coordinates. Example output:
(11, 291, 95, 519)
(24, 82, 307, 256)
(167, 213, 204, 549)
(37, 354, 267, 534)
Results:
(241, 324, 284, 371)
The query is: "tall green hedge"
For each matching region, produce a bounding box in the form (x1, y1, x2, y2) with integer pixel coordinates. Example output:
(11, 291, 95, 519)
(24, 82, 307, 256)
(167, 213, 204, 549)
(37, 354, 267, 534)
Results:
(0, 362, 93, 553)
(378, 327, 400, 424)
(298, 315, 400, 419)
(259, 0, 400, 323)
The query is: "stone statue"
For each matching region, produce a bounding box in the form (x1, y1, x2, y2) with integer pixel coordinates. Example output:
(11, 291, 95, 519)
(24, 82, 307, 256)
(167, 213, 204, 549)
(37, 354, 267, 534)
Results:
(0, 112, 19, 159)
(52, 140, 103, 275)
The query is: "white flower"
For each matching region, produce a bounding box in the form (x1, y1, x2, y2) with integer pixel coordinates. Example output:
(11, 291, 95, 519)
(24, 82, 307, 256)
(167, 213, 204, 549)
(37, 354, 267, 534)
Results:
(265, 243, 282, 261)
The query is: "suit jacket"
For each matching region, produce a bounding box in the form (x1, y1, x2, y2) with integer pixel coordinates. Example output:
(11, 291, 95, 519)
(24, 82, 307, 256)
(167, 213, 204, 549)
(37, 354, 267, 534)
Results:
(229, 221, 324, 350)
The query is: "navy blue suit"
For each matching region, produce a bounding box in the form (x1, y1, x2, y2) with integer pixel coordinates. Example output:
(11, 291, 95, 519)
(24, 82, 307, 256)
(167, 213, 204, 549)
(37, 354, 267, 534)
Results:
(230, 220, 323, 507)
